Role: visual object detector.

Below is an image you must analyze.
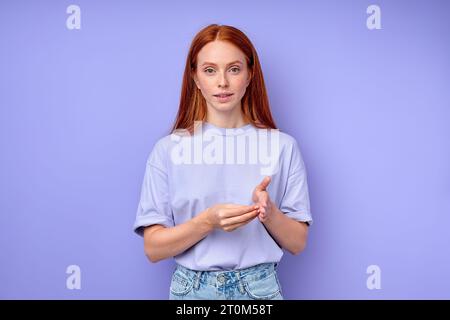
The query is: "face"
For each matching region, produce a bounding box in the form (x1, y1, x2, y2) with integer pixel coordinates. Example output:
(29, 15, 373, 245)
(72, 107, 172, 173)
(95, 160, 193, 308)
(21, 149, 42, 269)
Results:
(193, 40, 251, 115)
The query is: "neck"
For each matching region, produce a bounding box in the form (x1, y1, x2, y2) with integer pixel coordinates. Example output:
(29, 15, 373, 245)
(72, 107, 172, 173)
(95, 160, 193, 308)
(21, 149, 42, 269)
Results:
(205, 103, 248, 129)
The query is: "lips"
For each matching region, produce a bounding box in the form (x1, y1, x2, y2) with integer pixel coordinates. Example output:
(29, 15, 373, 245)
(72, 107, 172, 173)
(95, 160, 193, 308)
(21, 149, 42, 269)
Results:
(214, 93, 233, 98)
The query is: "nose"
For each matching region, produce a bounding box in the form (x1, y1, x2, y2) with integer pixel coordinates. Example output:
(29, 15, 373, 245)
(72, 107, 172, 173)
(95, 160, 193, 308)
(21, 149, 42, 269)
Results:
(218, 71, 229, 88)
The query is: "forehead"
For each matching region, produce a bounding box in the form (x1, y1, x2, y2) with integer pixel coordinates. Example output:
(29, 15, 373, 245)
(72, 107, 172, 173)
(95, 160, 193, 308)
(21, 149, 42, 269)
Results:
(197, 40, 246, 65)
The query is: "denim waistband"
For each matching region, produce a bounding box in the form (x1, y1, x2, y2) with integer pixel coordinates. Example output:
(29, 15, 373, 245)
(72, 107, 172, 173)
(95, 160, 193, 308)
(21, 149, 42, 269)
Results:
(174, 262, 278, 286)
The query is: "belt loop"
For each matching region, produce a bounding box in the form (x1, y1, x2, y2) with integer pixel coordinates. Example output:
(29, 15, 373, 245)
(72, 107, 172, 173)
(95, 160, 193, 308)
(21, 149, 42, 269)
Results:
(194, 271, 202, 290)
(235, 271, 246, 295)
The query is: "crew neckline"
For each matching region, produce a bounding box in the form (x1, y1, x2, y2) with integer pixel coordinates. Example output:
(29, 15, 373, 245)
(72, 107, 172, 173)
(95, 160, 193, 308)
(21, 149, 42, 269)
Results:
(202, 121, 254, 136)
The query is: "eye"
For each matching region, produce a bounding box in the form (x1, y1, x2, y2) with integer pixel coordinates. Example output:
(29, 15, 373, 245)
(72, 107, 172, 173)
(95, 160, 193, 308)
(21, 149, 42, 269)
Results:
(204, 68, 215, 74)
(230, 67, 240, 73)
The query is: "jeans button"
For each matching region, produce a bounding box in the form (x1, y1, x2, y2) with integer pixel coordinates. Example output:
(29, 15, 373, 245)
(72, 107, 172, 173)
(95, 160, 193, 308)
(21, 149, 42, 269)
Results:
(218, 274, 225, 283)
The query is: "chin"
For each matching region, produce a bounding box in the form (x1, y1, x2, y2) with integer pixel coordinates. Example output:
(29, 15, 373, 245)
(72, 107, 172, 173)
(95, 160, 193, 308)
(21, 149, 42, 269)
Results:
(212, 101, 240, 111)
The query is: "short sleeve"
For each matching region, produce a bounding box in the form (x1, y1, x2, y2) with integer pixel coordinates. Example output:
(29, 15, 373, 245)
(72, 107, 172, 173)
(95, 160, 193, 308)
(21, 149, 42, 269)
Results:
(133, 141, 174, 237)
(279, 139, 313, 226)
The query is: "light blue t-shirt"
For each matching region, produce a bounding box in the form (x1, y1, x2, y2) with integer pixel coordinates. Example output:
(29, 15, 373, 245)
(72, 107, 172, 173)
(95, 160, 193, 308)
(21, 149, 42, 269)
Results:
(133, 121, 313, 271)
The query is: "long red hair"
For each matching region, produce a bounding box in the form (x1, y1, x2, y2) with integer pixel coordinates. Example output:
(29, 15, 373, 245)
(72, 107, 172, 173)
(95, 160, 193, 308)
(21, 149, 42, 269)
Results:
(169, 24, 277, 135)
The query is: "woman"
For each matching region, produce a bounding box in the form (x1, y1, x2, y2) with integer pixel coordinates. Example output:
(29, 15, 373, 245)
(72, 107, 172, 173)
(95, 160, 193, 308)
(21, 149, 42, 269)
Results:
(133, 24, 313, 300)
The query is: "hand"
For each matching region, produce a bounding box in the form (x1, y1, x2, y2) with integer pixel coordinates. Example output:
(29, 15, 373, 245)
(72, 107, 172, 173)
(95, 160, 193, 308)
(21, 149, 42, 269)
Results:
(204, 203, 260, 232)
(252, 176, 274, 223)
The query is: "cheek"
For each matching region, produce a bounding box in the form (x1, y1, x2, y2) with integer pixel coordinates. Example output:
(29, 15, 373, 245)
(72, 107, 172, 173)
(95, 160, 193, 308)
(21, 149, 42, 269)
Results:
(198, 78, 216, 94)
(232, 77, 249, 92)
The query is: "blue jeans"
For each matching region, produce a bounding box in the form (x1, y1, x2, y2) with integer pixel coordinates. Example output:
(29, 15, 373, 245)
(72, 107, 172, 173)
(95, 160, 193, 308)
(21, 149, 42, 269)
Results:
(169, 262, 284, 300)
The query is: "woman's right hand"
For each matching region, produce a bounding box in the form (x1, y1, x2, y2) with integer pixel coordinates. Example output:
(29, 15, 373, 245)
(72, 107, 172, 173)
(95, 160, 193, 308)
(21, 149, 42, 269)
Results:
(204, 204, 260, 232)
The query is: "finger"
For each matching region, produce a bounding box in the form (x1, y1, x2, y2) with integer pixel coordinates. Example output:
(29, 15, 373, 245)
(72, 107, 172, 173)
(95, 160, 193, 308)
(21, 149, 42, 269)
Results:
(258, 193, 268, 207)
(224, 220, 249, 232)
(255, 199, 267, 210)
(222, 209, 259, 226)
(225, 211, 259, 231)
(228, 209, 259, 225)
(224, 203, 246, 208)
(225, 205, 260, 218)
(257, 207, 266, 217)
(255, 176, 272, 191)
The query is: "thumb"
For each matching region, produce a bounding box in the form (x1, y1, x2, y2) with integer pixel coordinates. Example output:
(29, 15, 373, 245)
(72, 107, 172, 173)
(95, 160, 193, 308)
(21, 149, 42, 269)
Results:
(256, 176, 271, 191)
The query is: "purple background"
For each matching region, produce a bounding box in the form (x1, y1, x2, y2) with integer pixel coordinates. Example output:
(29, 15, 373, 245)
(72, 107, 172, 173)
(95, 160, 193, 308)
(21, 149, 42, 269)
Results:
(1, 0, 449, 299)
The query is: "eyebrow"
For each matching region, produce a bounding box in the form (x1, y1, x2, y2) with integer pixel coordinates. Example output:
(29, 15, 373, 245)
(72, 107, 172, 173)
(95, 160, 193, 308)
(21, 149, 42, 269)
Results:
(200, 60, 243, 67)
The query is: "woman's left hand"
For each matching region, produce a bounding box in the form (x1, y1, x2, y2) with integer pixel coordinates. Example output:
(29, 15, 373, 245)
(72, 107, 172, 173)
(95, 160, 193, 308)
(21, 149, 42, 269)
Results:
(252, 176, 274, 223)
